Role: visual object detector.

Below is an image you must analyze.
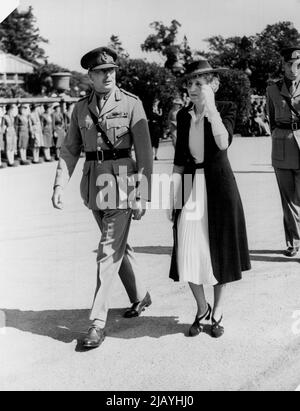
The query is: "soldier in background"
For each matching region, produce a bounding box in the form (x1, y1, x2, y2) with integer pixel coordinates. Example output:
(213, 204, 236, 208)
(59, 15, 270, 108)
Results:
(3, 104, 18, 167)
(267, 45, 300, 257)
(40, 104, 54, 162)
(64, 102, 75, 134)
(52, 103, 66, 160)
(29, 104, 43, 164)
(15, 104, 31, 166)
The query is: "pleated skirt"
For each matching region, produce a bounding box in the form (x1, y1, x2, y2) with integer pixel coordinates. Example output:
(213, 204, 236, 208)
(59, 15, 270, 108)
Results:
(177, 169, 218, 286)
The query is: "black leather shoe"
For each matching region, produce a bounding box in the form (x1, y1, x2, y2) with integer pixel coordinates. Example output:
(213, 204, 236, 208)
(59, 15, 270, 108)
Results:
(284, 247, 299, 257)
(189, 304, 212, 337)
(83, 327, 106, 349)
(124, 292, 152, 318)
(211, 316, 224, 339)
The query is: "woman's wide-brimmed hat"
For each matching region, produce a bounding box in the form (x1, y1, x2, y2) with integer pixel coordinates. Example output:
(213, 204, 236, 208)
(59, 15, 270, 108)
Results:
(185, 59, 228, 79)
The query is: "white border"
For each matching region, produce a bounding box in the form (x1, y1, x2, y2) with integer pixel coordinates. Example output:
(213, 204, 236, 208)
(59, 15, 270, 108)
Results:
(0, 0, 20, 23)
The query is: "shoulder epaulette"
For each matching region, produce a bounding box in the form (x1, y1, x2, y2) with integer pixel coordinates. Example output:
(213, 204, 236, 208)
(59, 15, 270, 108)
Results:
(270, 79, 284, 88)
(120, 89, 139, 100)
(78, 94, 90, 102)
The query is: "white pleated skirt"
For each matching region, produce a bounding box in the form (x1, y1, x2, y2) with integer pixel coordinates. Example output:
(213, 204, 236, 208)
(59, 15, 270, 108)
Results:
(177, 169, 218, 286)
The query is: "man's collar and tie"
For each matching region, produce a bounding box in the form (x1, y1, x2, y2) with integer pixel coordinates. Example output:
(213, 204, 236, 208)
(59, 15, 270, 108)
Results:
(284, 78, 300, 98)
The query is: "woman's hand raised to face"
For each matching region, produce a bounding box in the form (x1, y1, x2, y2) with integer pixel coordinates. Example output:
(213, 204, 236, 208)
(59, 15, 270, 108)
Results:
(201, 84, 218, 116)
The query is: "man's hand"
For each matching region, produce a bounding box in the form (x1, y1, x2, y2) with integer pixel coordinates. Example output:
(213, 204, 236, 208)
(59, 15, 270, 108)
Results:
(52, 186, 64, 210)
(132, 199, 146, 221)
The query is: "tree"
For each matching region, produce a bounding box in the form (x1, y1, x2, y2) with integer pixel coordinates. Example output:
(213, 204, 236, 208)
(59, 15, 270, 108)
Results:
(117, 58, 178, 127)
(216, 70, 252, 134)
(0, 6, 48, 63)
(204, 22, 300, 94)
(251, 22, 300, 93)
(27, 63, 90, 96)
(142, 20, 189, 74)
(0, 85, 31, 98)
(108, 35, 129, 59)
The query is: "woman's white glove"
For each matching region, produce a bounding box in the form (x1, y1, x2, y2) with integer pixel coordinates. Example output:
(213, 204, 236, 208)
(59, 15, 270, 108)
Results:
(201, 85, 229, 150)
(201, 84, 218, 118)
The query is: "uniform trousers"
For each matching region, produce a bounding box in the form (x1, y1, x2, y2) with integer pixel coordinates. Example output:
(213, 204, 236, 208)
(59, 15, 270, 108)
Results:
(275, 168, 300, 248)
(90, 208, 146, 326)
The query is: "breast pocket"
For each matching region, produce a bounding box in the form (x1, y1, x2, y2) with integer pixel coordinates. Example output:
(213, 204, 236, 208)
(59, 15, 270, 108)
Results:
(106, 117, 130, 140)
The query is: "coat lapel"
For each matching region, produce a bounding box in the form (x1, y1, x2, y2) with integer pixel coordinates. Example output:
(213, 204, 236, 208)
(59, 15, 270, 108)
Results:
(88, 92, 100, 119)
(280, 81, 291, 99)
(99, 88, 119, 118)
(293, 81, 300, 99)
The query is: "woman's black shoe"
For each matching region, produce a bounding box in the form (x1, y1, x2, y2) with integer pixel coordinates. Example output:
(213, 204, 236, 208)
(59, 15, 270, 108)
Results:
(189, 304, 212, 337)
(211, 316, 224, 338)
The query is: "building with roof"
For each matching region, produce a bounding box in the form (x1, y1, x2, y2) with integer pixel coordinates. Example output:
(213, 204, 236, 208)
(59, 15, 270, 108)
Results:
(0, 51, 35, 86)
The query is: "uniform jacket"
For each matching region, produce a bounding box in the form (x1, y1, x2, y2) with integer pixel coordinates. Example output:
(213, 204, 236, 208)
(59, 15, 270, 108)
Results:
(3, 114, 17, 139)
(267, 79, 300, 169)
(29, 112, 43, 145)
(54, 87, 153, 210)
(15, 114, 30, 138)
(169, 102, 251, 285)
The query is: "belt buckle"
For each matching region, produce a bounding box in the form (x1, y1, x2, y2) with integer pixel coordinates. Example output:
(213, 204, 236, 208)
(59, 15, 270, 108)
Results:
(97, 148, 104, 164)
(112, 150, 118, 161)
(292, 122, 298, 131)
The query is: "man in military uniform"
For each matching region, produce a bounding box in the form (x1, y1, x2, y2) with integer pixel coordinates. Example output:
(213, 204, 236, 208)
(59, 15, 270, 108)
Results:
(52, 47, 153, 349)
(267, 45, 300, 257)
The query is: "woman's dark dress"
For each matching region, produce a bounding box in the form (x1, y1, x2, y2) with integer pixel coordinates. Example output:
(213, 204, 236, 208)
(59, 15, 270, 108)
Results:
(169, 102, 251, 285)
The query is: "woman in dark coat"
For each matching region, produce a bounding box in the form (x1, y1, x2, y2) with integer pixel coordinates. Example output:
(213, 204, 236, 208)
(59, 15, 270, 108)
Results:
(149, 99, 163, 161)
(168, 60, 251, 338)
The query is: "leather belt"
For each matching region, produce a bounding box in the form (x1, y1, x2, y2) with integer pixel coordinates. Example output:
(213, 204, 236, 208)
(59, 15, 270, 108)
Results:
(276, 122, 300, 131)
(85, 148, 132, 163)
(194, 162, 206, 169)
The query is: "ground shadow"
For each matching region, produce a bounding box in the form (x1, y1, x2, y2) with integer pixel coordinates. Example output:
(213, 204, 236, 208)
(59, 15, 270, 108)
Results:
(250, 250, 300, 263)
(93, 246, 173, 255)
(133, 246, 173, 255)
(234, 171, 274, 174)
(1, 308, 190, 347)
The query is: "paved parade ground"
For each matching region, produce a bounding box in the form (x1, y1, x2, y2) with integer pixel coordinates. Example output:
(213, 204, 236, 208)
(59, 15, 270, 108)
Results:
(1, 137, 300, 391)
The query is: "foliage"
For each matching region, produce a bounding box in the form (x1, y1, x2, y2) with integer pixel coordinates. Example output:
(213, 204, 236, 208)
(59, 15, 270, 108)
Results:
(26, 63, 90, 96)
(0, 6, 48, 63)
(217, 70, 252, 134)
(117, 58, 178, 126)
(109, 35, 129, 59)
(0, 85, 31, 98)
(205, 22, 300, 94)
(141, 20, 193, 74)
